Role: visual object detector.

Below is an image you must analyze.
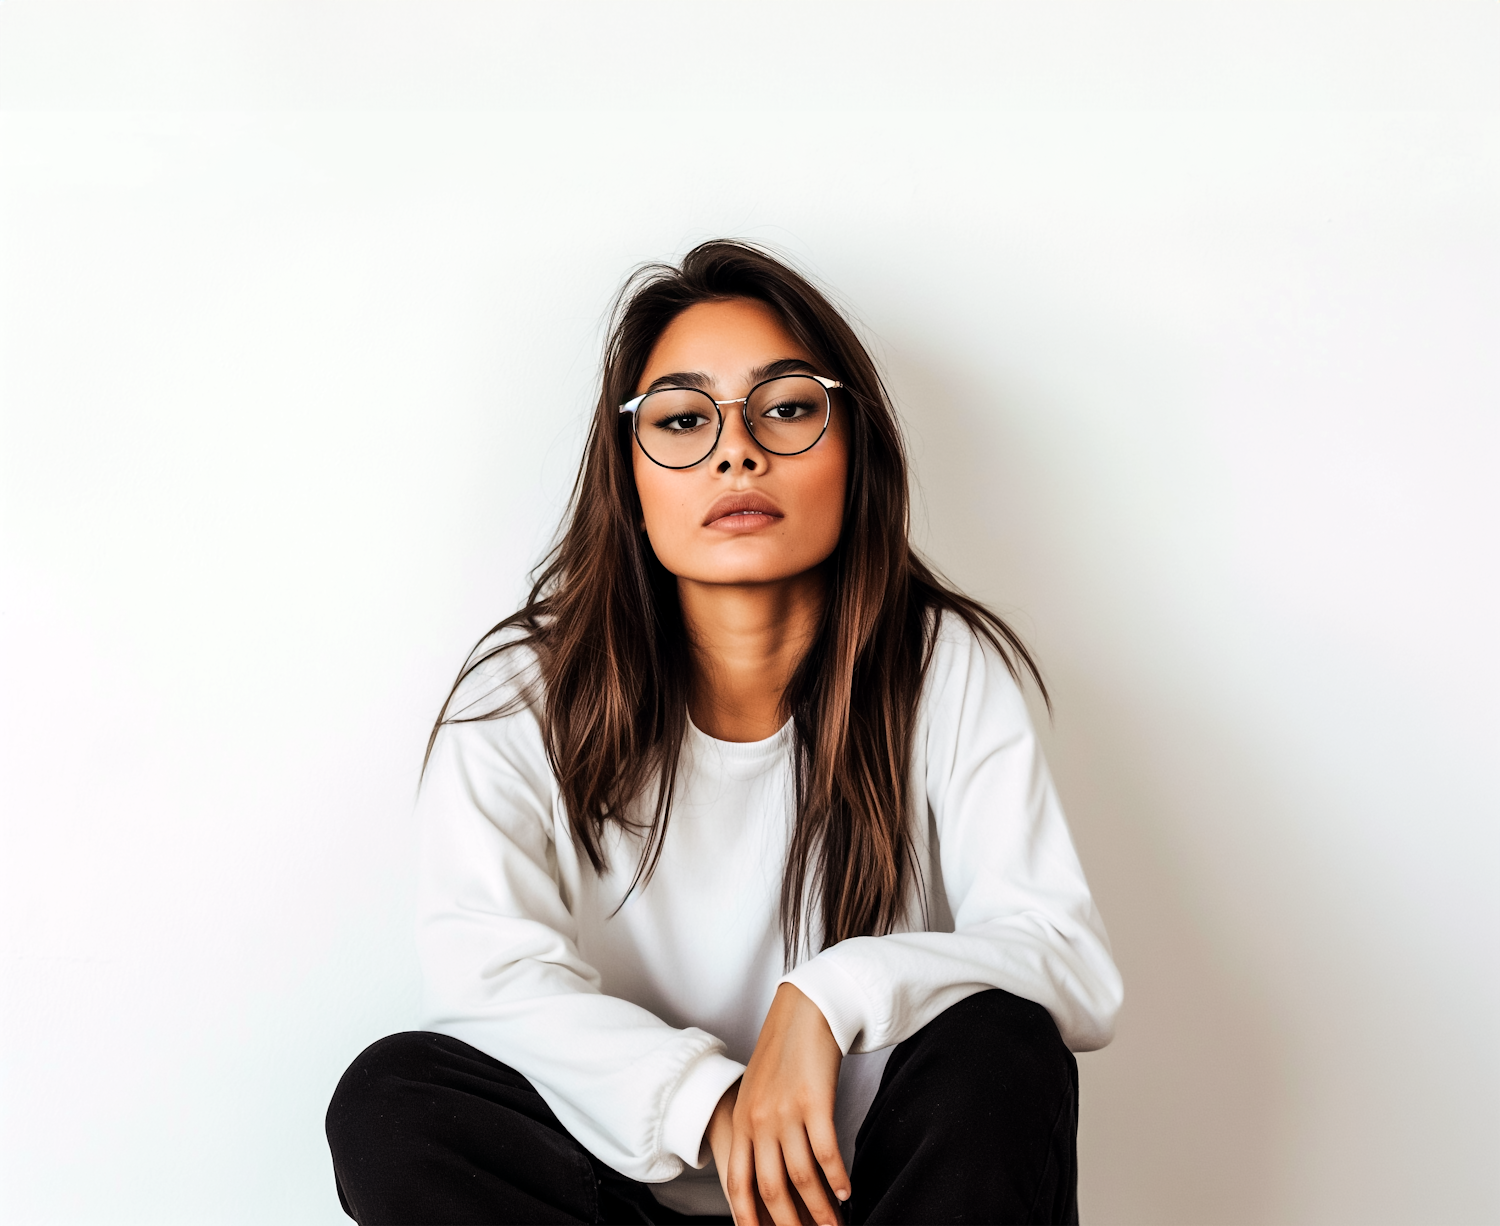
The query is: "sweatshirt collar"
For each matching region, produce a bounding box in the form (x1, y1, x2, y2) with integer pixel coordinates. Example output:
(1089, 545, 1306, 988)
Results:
(685, 713, 794, 772)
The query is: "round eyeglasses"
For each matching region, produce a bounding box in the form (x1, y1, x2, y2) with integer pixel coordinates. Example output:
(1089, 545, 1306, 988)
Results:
(619, 374, 841, 469)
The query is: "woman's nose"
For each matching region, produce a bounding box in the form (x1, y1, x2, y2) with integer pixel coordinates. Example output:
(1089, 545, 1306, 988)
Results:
(713, 403, 768, 473)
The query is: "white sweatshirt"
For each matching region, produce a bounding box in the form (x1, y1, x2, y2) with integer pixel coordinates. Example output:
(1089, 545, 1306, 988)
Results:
(416, 614, 1122, 1216)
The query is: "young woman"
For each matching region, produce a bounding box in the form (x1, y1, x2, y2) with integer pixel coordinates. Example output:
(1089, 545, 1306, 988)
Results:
(326, 241, 1122, 1226)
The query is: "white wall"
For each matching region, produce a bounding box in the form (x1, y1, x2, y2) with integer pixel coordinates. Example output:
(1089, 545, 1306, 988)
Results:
(2, 4, 1497, 1223)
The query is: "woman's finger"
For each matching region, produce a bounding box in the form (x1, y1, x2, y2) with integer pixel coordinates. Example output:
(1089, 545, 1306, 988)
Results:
(753, 1137, 804, 1226)
(727, 1128, 761, 1226)
(780, 1128, 842, 1226)
(804, 1112, 851, 1206)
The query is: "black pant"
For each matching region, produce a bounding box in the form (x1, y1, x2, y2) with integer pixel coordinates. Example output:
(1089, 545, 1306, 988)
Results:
(326, 989, 1079, 1225)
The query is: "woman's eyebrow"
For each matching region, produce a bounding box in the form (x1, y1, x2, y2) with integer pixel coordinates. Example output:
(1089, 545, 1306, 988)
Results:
(748, 357, 820, 382)
(644, 371, 711, 393)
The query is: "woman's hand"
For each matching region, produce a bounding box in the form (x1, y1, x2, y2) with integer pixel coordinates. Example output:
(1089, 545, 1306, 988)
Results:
(708, 1082, 766, 1223)
(715, 983, 850, 1226)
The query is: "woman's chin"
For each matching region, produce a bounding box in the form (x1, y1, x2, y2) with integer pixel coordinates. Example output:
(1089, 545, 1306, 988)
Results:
(673, 560, 827, 589)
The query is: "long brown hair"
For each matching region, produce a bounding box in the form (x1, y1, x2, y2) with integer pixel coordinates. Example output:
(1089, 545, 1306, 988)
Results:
(429, 240, 1045, 961)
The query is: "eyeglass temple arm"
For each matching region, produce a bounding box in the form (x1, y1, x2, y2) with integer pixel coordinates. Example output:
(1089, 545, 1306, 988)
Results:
(618, 376, 841, 414)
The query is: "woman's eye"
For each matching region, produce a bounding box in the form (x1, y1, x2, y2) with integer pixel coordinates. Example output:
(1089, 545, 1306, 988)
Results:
(654, 413, 710, 433)
(761, 401, 816, 421)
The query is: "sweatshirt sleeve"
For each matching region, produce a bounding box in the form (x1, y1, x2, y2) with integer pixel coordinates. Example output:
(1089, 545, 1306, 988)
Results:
(415, 660, 745, 1184)
(781, 616, 1123, 1055)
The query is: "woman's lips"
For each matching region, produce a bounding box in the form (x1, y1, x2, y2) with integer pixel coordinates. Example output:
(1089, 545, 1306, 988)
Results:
(702, 492, 784, 530)
(706, 509, 782, 532)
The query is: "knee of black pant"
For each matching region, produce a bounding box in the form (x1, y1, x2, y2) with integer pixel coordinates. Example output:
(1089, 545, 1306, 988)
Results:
(852, 992, 1079, 1223)
(909, 989, 1077, 1109)
(325, 1031, 444, 1157)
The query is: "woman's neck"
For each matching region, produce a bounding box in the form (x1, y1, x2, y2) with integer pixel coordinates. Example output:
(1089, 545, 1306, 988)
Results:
(678, 569, 826, 743)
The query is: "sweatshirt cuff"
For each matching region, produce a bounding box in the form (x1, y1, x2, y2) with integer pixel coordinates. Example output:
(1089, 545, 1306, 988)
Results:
(780, 956, 873, 1055)
(661, 1051, 745, 1169)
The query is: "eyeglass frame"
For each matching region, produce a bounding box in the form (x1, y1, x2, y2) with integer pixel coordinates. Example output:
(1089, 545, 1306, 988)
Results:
(618, 374, 843, 470)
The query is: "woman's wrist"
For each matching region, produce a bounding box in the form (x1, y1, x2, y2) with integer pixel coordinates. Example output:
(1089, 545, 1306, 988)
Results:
(708, 1081, 739, 1164)
(707, 1080, 741, 1216)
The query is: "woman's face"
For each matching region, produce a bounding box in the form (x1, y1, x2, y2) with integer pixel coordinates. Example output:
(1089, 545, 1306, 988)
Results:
(631, 297, 848, 587)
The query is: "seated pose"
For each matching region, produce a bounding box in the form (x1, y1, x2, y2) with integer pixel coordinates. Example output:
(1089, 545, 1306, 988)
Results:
(326, 241, 1122, 1226)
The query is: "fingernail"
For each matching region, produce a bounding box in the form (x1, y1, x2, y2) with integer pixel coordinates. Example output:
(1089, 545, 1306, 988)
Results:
(837, 1189, 850, 1200)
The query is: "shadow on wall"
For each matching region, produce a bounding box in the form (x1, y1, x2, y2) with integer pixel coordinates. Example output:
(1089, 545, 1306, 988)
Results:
(893, 354, 1291, 1225)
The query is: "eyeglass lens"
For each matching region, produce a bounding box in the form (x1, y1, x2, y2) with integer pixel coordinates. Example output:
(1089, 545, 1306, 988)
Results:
(632, 375, 830, 468)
